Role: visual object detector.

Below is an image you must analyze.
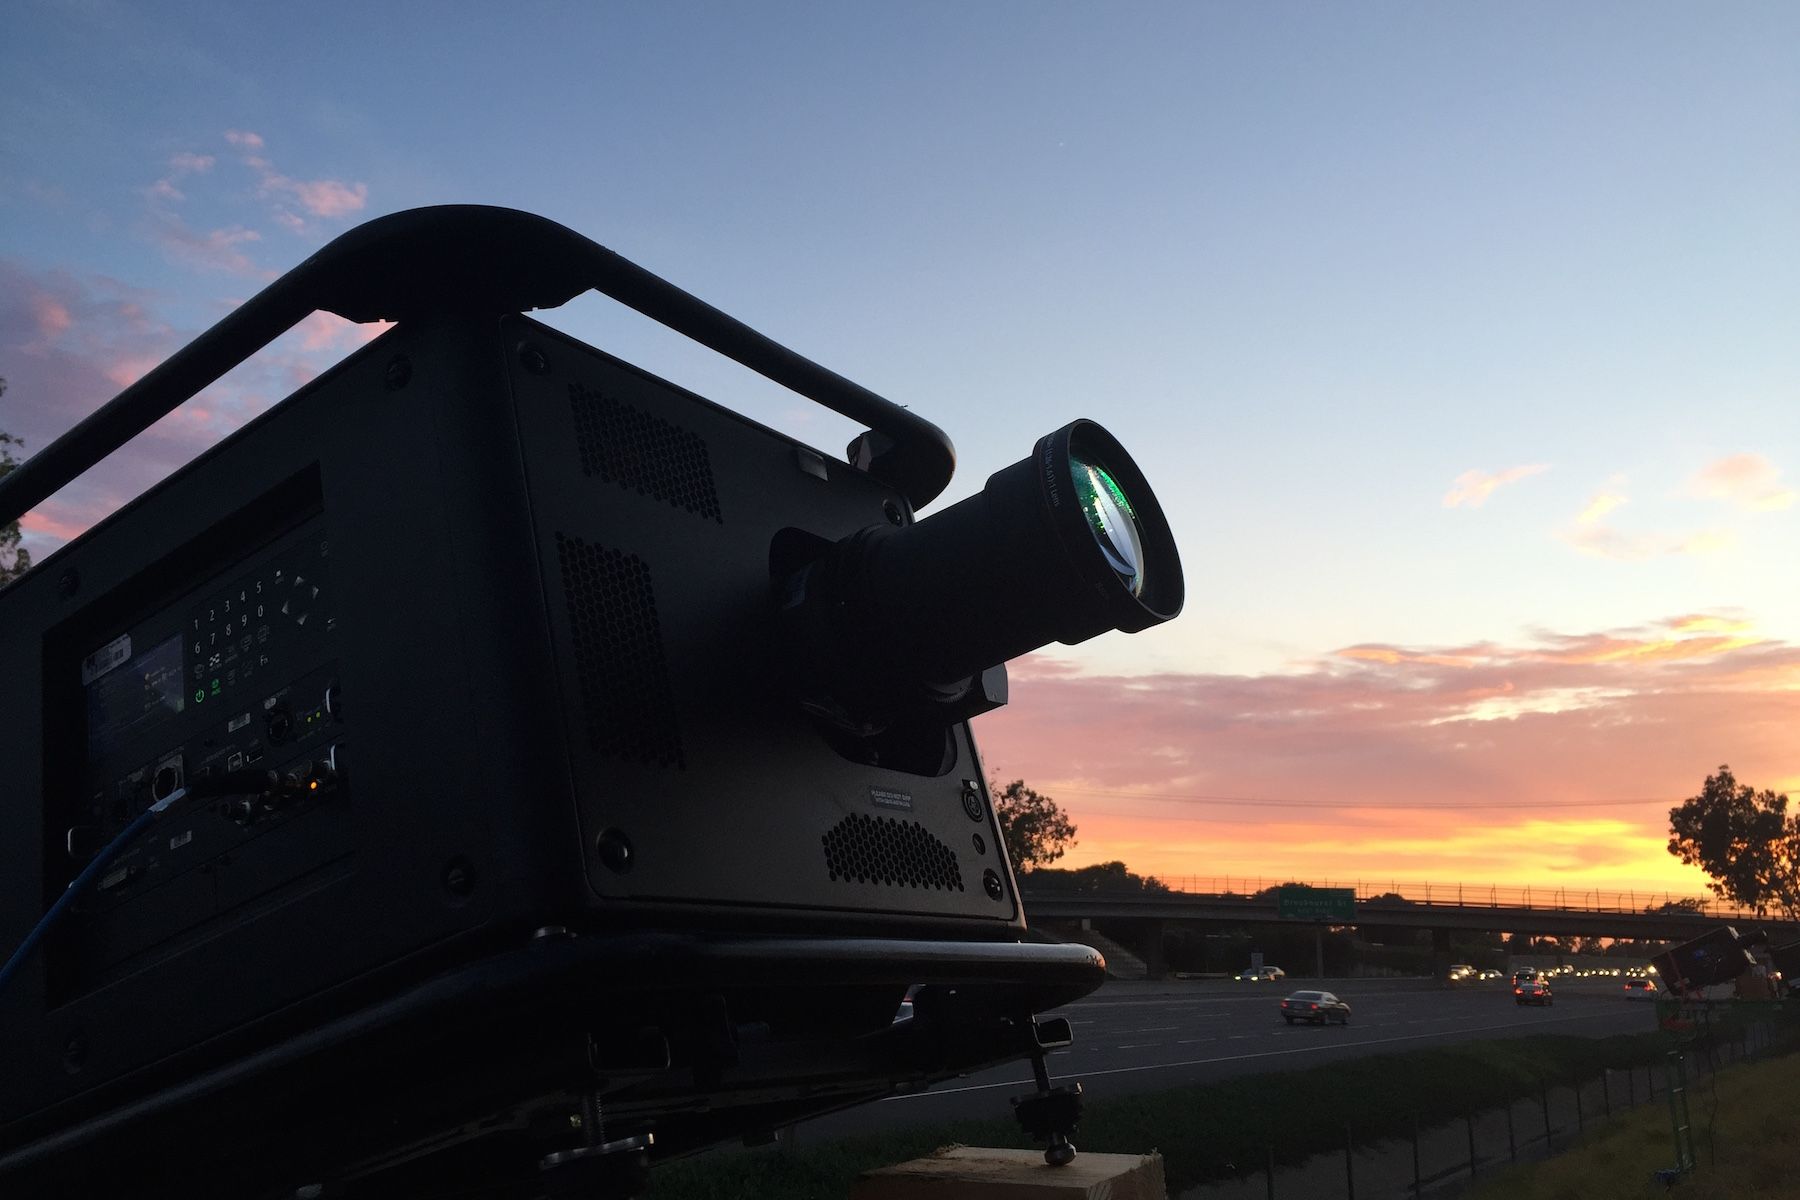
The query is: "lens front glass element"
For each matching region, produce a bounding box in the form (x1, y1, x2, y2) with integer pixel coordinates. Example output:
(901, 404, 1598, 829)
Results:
(1070, 449, 1145, 597)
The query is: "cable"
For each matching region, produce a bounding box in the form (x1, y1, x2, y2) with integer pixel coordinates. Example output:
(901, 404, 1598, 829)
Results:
(0, 768, 321, 998)
(0, 792, 183, 996)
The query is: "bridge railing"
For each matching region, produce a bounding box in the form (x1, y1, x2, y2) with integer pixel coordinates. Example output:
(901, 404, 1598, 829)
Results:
(1149, 876, 1772, 921)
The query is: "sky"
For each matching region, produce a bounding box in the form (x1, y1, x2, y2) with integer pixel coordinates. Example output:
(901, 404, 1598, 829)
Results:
(4, 2, 1796, 896)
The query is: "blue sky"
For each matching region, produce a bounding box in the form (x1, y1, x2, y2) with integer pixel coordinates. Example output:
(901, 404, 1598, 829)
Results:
(5, 2, 1796, 886)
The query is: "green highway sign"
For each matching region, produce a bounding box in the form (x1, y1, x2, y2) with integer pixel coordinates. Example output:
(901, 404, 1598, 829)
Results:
(1277, 885, 1356, 922)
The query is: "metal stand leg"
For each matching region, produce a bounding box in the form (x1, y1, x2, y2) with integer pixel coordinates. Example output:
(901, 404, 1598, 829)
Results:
(1010, 1017, 1084, 1167)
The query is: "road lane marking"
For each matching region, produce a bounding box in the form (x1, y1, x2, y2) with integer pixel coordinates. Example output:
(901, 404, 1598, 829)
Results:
(881, 1010, 1625, 1100)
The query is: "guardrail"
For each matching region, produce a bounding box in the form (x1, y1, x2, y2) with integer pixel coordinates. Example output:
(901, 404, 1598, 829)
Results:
(1146, 876, 1774, 921)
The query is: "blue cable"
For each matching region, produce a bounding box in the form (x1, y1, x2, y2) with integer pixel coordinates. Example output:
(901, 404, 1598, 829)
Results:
(0, 788, 186, 997)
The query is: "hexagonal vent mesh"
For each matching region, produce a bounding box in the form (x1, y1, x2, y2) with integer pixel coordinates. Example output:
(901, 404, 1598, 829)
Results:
(555, 532, 685, 769)
(822, 813, 964, 891)
(569, 382, 723, 522)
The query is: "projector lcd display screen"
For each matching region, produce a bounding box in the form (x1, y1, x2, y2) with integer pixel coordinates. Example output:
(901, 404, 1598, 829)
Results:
(84, 634, 185, 761)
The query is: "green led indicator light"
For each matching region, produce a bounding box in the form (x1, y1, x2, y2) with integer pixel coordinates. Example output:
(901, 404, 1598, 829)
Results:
(194, 689, 205, 704)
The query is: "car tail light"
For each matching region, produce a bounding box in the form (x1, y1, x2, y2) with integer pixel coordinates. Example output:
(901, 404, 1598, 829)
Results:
(1309, 1003, 1318, 1010)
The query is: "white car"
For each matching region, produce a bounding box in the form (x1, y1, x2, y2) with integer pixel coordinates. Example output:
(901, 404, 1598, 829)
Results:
(1237, 966, 1286, 982)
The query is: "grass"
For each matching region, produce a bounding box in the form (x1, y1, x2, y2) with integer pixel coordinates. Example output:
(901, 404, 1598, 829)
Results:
(1467, 1050, 1800, 1199)
(649, 1030, 1676, 1199)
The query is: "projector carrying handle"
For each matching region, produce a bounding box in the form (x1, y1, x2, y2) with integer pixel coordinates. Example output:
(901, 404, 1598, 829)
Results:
(0, 206, 956, 528)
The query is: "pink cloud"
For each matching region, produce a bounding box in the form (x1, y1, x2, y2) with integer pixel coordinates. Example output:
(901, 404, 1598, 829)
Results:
(30, 294, 72, 343)
(210, 129, 369, 228)
(168, 152, 215, 174)
(0, 260, 389, 559)
(974, 619, 1799, 890)
(146, 213, 266, 277)
(1685, 453, 1796, 512)
(146, 178, 185, 203)
(1443, 464, 1548, 508)
(278, 178, 368, 218)
(103, 353, 168, 389)
(19, 508, 92, 542)
(293, 311, 393, 352)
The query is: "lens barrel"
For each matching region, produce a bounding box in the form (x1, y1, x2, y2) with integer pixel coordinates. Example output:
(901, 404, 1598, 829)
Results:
(796, 419, 1183, 700)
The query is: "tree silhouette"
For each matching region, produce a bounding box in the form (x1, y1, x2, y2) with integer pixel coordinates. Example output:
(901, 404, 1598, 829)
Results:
(0, 377, 32, 586)
(990, 778, 1077, 872)
(1667, 764, 1800, 918)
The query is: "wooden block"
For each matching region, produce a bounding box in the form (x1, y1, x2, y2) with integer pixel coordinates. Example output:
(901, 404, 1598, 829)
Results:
(851, 1146, 1166, 1199)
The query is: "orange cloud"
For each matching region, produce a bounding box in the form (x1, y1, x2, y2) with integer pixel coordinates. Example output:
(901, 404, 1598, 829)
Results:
(1443, 464, 1548, 508)
(1685, 453, 1796, 512)
(1576, 479, 1627, 525)
(1560, 524, 1735, 561)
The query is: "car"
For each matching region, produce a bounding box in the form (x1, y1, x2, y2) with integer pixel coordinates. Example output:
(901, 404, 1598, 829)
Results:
(1281, 990, 1350, 1025)
(1237, 966, 1286, 982)
(1477, 969, 1502, 981)
(1622, 978, 1658, 999)
(1512, 968, 1538, 986)
(1448, 963, 1477, 981)
(1515, 980, 1554, 1006)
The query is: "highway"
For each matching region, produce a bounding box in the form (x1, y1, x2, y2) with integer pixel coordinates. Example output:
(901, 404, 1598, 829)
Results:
(797, 975, 1662, 1140)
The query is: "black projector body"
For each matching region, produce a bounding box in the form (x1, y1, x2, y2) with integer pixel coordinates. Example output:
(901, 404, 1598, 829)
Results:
(0, 208, 1180, 1198)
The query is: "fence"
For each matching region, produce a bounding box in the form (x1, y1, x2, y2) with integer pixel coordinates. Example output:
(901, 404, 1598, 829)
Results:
(1197, 1021, 1779, 1199)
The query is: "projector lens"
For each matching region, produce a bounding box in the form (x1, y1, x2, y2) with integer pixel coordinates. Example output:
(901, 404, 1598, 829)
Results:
(1070, 449, 1144, 597)
(786, 419, 1183, 699)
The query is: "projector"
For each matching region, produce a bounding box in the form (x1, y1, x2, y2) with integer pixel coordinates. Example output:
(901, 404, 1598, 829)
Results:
(0, 208, 1182, 1198)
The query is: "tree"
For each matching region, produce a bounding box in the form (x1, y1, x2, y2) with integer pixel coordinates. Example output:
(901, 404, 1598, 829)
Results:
(991, 778, 1077, 872)
(1025, 861, 1169, 894)
(0, 379, 31, 586)
(1667, 764, 1800, 919)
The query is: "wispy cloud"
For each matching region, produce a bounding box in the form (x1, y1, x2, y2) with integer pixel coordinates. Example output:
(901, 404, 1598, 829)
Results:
(1560, 523, 1735, 561)
(139, 131, 371, 273)
(145, 213, 266, 277)
(1684, 453, 1796, 513)
(168, 151, 216, 174)
(220, 127, 368, 227)
(1443, 464, 1548, 509)
(1575, 476, 1628, 525)
(1, 260, 389, 560)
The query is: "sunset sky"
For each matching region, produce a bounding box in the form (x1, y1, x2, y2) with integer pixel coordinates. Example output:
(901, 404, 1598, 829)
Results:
(4, 3, 1796, 895)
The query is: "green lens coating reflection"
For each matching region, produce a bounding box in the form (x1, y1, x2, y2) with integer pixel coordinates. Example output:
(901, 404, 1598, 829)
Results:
(1070, 451, 1145, 597)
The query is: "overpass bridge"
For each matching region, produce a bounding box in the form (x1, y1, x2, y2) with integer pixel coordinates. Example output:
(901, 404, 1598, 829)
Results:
(1019, 879, 1800, 980)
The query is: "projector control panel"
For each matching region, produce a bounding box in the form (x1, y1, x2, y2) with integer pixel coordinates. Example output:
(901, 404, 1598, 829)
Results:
(53, 516, 349, 991)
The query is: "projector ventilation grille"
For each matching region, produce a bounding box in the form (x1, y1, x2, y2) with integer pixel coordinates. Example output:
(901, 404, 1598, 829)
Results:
(555, 532, 685, 769)
(823, 814, 964, 891)
(569, 383, 723, 522)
